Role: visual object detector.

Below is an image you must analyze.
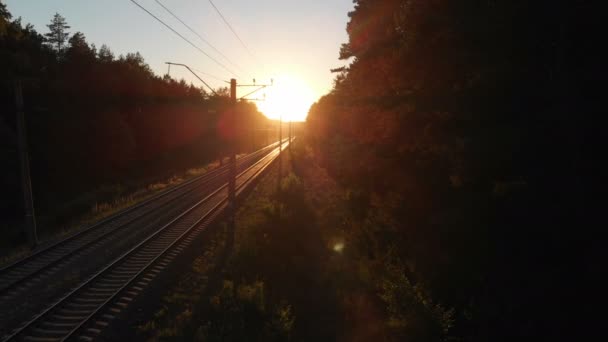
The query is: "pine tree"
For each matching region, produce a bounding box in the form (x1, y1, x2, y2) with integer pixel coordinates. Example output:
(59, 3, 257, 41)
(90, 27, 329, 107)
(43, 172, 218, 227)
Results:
(0, 2, 10, 20)
(98, 44, 115, 62)
(0, 2, 11, 36)
(66, 31, 95, 64)
(45, 12, 70, 52)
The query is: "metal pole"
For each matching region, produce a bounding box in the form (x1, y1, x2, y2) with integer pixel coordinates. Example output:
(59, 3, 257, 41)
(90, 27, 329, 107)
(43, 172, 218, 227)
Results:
(278, 114, 282, 191)
(165, 62, 218, 96)
(228, 79, 237, 231)
(15, 79, 38, 248)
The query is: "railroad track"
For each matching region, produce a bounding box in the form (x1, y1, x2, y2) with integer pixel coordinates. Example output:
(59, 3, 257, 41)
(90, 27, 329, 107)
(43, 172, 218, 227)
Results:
(0, 142, 278, 293)
(0, 140, 288, 341)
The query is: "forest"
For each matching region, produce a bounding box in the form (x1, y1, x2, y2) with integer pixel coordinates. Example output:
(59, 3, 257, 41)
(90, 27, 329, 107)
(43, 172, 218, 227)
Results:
(305, 0, 599, 340)
(0, 1, 601, 340)
(1, 6, 269, 245)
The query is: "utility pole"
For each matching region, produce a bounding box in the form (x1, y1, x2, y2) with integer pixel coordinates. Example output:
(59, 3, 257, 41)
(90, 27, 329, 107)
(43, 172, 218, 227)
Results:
(234, 78, 273, 153)
(251, 114, 255, 152)
(278, 114, 282, 191)
(226, 77, 272, 224)
(228, 78, 237, 232)
(15, 79, 38, 248)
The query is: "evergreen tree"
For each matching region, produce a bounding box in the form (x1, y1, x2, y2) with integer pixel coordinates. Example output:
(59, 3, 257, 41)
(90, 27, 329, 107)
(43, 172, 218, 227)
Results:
(45, 12, 70, 52)
(97, 44, 114, 62)
(66, 32, 94, 59)
(0, 2, 11, 36)
(0, 2, 9, 18)
(68, 32, 88, 51)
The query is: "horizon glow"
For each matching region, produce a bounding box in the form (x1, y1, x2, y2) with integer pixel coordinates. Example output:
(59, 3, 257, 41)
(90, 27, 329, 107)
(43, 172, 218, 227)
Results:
(3, 0, 354, 121)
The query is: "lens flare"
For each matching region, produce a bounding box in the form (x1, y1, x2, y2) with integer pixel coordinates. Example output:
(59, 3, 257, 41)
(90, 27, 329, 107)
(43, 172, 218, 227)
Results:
(256, 74, 314, 122)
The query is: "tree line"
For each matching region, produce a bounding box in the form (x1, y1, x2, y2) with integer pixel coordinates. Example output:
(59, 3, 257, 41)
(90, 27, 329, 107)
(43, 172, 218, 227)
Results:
(306, 1, 599, 340)
(1, 6, 270, 242)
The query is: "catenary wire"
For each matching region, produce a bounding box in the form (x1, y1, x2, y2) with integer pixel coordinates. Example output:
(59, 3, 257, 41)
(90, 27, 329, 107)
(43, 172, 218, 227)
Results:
(154, 0, 246, 75)
(206, 0, 263, 70)
(129, 0, 240, 78)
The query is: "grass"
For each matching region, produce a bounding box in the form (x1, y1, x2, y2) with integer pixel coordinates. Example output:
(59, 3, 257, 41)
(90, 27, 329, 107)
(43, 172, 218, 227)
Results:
(64, 141, 398, 341)
(138, 143, 341, 341)
(135, 151, 287, 341)
(0, 244, 29, 269)
(0, 159, 222, 268)
(136, 224, 228, 341)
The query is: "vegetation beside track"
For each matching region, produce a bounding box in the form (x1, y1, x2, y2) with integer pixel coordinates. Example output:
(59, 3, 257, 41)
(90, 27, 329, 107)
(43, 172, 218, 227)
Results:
(1, 4, 271, 263)
(1, 158, 220, 267)
(136, 139, 452, 341)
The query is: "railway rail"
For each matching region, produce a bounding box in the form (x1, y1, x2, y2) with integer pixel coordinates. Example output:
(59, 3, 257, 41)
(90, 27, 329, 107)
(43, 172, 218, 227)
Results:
(0, 140, 288, 341)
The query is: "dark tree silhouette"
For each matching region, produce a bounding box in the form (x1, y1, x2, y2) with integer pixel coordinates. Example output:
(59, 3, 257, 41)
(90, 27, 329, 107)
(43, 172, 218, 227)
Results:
(0, 3, 10, 36)
(1, 7, 270, 252)
(66, 32, 95, 64)
(307, 0, 600, 340)
(97, 44, 114, 62)
(45, 13, 70, 52)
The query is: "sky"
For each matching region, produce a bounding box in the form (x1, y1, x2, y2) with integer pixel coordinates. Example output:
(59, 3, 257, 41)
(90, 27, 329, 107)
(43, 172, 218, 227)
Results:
(3, 0, 355, 121)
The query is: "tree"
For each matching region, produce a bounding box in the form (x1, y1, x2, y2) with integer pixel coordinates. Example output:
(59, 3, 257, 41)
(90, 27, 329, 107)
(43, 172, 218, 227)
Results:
(1, 4, 271, 271)
(0, 2, 11, 36)
(0, 2, 10, 19)
(45, 13, 70, 52)
(97, 44, 114, 62)
(68, 32, 87, 51)
(67, 32, 89, 53)
(66, 32, 94, 60)
(64, 32, 96, 67)
(122, 51, 153, 76)
(307, 1, 600, 340)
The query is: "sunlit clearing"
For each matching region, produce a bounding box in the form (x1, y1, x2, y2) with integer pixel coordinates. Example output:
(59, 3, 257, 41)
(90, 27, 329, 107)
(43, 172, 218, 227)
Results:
(256, 74, 314, 122)
(333, 242, 345, 253)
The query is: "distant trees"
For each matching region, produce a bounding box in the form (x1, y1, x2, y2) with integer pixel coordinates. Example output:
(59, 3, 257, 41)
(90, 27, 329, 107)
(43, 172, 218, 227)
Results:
(0, 2, 9, 18)
(66, 32, 95, 64)
(0, 3, 10, 36)
(45, 13, 70, 52)
(97, 44, 114, 62)
(67, 32, 90, 53)
(1, 6, 269, 242)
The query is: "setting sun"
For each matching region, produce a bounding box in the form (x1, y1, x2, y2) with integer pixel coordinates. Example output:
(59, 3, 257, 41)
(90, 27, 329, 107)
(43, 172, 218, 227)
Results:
(256, 74, 315, 122)
(1, 1, 592, 340)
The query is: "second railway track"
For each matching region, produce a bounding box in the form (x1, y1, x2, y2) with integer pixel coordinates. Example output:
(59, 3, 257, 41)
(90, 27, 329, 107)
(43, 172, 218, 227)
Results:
(0, 140, 288, 341)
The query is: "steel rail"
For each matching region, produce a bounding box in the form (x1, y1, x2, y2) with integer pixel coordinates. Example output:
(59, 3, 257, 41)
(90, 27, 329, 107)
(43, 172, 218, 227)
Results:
(5, 143, 284, 340)
(68, 145, 285, 341)
(0, 141, 280, 291)
(3, 142, 285, 341)
(0, 166, 230, 297)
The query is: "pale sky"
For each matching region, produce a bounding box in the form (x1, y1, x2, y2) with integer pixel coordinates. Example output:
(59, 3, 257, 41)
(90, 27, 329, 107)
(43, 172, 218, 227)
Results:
(3, 0, 354, 120)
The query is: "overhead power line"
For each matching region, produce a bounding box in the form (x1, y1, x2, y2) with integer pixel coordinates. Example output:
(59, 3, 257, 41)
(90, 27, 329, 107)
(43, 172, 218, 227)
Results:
(167, 63, 226, 84)
(206, 0, 261, 66)
(129, 0, 239, 78)
(153, 0, 246, 75)
(191, 67, 229, 84)
(166, 62, 217, 95)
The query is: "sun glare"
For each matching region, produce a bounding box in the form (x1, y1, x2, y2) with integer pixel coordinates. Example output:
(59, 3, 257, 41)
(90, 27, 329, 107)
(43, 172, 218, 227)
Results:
(256, 74, 315, 122)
